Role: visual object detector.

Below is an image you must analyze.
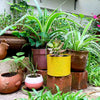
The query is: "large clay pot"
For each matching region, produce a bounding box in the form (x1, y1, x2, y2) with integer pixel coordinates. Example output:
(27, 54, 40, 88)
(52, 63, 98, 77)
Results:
(47, 54, 71, 77)
(67, 50, 89, 72)
(0, 71, 23, 93)
(32, 49, 47, 70)
(0, 31, 27, 56)
(0, 40, 9, 60)
(25, 74, 43, 89)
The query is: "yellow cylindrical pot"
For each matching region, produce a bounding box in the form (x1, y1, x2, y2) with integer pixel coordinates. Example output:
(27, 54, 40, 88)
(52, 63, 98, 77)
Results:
(47, 54, 71, 77)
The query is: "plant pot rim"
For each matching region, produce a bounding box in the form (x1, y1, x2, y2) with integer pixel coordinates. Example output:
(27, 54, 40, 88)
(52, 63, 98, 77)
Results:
(47, 54, 71, 57)
(67, 49, 89, 53)
(0, 72, 19, 77)
(32, 48, 46, 50)
(26, 73, 42, 78)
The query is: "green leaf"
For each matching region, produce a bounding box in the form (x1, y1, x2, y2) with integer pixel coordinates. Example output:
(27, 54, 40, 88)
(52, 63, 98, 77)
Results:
(79, 14, 85, 19)
(16, 52, 25, 56)
(81, 19, 93, 39)
(0, 58, 11, 63)
(36, 41, 41, 47)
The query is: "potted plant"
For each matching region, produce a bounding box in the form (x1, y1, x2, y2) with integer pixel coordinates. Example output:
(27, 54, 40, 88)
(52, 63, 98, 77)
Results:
(24, 62, 43, 90)
(62, 19, 100, 72)
(0, 0, 72, 70)
(0, 52, 25, 93)
(47, 38, 71, 77)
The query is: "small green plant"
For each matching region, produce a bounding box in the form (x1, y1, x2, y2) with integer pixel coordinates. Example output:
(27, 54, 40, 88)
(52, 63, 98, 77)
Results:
(86, 53, 100, 86)
(1, 52, 25, 72)
(1, 52, 37, 76)
(47, 38, 65, 56)
(16, 85, 88, 100)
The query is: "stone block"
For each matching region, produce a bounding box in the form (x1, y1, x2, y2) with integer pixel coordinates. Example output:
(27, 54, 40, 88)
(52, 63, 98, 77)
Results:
(71, 71, 88, 90)
(37, 70, 47, 86)
(47, 74, 72, 94)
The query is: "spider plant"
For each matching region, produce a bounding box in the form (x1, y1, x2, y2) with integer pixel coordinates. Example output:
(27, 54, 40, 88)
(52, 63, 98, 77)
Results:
(63, 19, 100, 57)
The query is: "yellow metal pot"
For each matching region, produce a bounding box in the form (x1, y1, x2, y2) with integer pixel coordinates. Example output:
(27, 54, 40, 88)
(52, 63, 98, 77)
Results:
(47, 54, 71, 77)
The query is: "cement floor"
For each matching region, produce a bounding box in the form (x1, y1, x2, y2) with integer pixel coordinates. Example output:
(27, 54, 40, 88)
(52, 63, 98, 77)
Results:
(0, 85, 100, 100)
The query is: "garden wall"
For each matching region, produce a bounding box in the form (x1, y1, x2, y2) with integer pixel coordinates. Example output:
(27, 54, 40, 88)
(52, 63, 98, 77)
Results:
(1, 0, 100, 16)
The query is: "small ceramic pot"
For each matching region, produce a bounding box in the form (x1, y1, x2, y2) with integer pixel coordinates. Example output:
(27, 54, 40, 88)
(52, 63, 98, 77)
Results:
(0, 72, 23, 93)
(25, 74, 43, 89)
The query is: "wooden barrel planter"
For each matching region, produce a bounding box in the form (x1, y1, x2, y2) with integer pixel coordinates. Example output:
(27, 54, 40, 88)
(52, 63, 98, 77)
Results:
(0, 31, 27, 56)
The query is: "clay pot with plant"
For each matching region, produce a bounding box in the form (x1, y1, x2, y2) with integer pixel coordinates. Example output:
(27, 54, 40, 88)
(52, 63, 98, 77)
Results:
(62, 19, 100, 72)
(47, 38, 71, 77)
(0, 52, 26, 93)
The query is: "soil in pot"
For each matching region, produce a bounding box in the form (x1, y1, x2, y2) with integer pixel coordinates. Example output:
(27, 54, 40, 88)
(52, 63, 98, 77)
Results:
(1, 72, 17, 77)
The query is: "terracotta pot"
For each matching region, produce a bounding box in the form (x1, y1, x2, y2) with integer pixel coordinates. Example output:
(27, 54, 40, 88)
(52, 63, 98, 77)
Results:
(47, 54, 71, 77)
(25, 74, 43, 89)
(0, 71, 23, 93)
(0, 40, 9, 60)
(67, 50, 89, 72)
(0, 31, 27, 55)
(32, 49, 47, 70)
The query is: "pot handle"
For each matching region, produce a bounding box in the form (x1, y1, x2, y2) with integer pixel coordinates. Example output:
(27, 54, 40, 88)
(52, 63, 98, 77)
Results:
(15, 81, 21, 87)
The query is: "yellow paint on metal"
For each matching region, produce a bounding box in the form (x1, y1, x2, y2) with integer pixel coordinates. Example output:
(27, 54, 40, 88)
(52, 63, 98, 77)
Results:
(47, 54, 71, 77)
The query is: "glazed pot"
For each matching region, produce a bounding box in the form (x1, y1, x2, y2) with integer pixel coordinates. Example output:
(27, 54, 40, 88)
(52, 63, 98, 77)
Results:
(67, 50, 89, 72)
(0, 71, 23, 93)
(32, 49, 47, 70)
(47, 54, 71, 77)
(25, 74, 43, 89)
(0, 40, 9, 60)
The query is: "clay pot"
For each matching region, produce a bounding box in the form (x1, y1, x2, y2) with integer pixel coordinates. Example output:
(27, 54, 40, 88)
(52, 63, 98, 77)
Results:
(0, 31, 27, 55)
(67, 50, 89, 72)
(0, 71, 23, 93)
(0, 40, 9, 60)
(32, 49, 47, 70)
(25, 74, 43, 89)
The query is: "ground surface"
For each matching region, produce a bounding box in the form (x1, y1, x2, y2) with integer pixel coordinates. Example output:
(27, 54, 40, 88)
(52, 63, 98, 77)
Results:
(0, 85, 100, 100)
